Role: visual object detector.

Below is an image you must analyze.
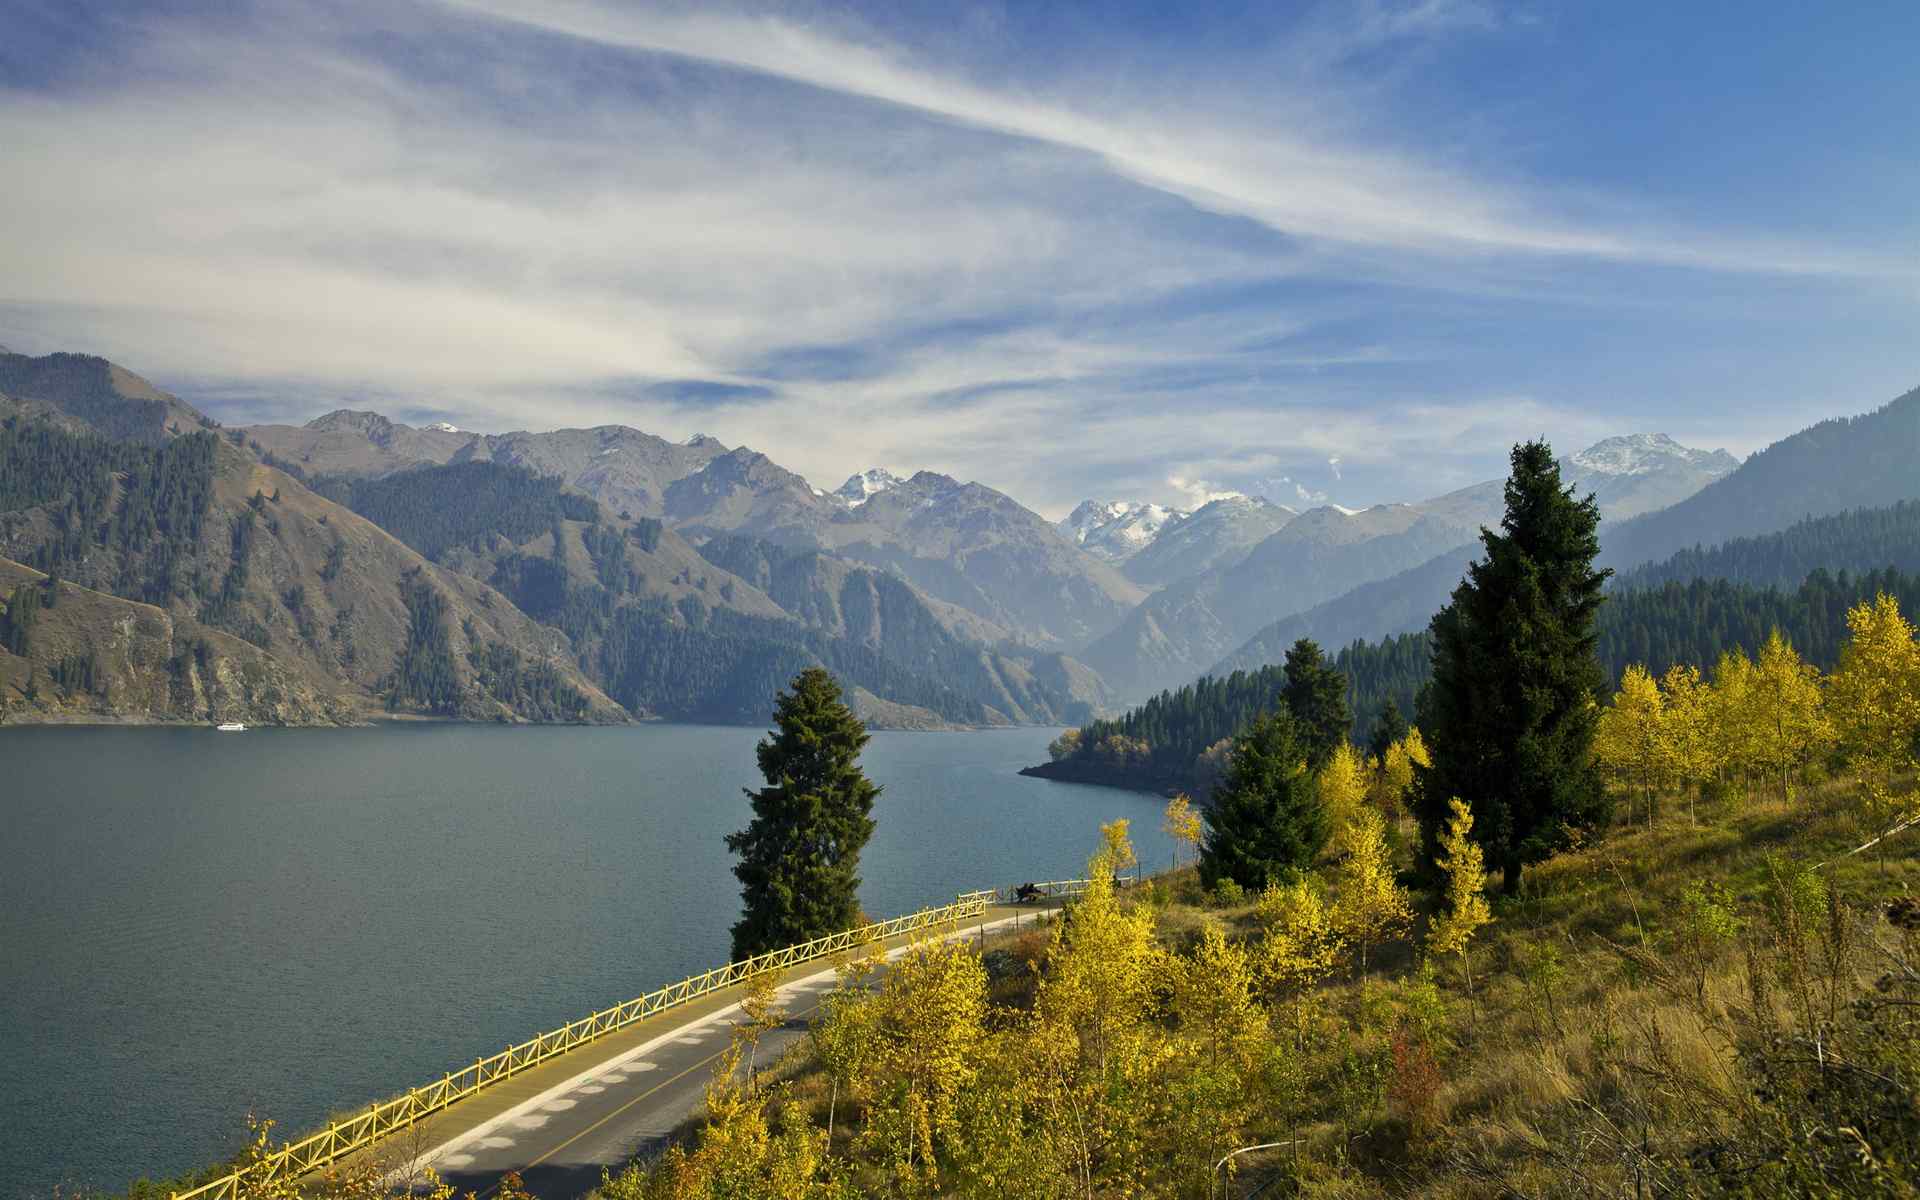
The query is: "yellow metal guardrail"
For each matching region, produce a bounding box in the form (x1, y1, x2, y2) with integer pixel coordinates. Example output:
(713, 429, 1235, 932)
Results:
(172, 893, 991, 1200)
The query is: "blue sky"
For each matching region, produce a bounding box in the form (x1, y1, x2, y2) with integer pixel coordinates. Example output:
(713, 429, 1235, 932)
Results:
(2, 0, 1915, 516)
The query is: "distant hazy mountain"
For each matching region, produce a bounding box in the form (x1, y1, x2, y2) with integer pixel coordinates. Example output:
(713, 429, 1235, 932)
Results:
(1082, 503, 1478, 699)
(1087, 431, 1736, 700)
(1416, 433, 1739, 529)
(244, 414, 1143, 651)
(1122, 496, 1297, 589)
(1601, 386, 1920, 570)
(1208, 410, 1914, 682)
(241, 412, 728, 520)
(1058, 500, 1188, 563)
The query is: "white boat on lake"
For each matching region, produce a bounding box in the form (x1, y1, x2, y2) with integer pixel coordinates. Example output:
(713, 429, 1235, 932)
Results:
(215, 722, 247, 732)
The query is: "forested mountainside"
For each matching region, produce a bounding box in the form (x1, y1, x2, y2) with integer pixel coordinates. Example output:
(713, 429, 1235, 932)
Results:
(318, 459, 1106, 726)
(0, 351, 214, 445)
(1600, 384, 1920, 570)
(0, 405, 627, 725)
(1033, 566, 1920, 795)
(0, 557, 350, 724)
(1614, 500, 1920, 591)
(1218, 496, 1920, 682)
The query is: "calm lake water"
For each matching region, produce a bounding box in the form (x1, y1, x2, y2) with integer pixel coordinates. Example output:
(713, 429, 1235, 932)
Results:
(0, 723, 1170, 1197)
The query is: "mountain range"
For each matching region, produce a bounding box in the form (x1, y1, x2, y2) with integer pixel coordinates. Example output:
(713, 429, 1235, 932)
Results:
(9, 343, 1910, 732)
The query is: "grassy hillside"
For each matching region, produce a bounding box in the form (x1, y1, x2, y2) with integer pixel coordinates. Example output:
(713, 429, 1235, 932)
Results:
(591, 771, 1920, 1198)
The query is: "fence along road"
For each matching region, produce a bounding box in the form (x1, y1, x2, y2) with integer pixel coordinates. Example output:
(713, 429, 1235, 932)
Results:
(174, 882, 1096, 1200)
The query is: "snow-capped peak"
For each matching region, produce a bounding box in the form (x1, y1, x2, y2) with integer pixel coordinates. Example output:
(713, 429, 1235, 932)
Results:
(1059, 499, 1189, 562)
(1569, 433, 1739, 477)
(425, 421, 461, 433)
(683, 432, 720, 448)
(835, 468, 905, 506)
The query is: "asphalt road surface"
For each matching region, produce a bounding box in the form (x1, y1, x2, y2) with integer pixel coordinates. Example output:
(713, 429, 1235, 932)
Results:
(416, 913, 1024, 1199)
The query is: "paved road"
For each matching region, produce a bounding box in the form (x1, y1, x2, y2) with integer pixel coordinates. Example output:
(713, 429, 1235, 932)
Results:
(389, 909, 1036, 1199)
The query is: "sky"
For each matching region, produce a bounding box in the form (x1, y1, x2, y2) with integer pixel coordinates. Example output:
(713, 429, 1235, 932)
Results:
(2, 0, 1916, 518)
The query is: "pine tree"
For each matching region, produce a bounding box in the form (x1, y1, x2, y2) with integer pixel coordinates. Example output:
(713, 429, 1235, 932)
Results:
(1198, 709, 1329, 891)
(1417, 440, 1610, 893)
(727, 668, 880, 959)
(1282, 638, 1350, 767)
(1367, 698, 1409, 762)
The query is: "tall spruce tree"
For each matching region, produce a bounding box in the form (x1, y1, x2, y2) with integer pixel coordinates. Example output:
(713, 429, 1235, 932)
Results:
(1197, 708, 1329, 891)
(1282, 638, 1350, 767)
(1367, 698, 1409, 762)
(727, 668, 880, 959)
(1416, 440, 1611, 894)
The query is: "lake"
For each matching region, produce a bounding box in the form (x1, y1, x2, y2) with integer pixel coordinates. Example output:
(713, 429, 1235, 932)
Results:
(0, 723, 1171, 1197)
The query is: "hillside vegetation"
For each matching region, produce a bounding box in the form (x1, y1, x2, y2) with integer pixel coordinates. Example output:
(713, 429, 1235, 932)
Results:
(0, 412, 627, 725)
(1044, 565, 1920, 798)
(580, 583, 1920, 1199)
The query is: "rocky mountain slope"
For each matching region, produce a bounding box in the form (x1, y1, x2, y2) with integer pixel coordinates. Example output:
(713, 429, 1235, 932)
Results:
(1, 385, 628, 725)
(243, 415, 1143, 651)
(1121, 495, 1298, 590)
(318, 456, 1107, 726)
(0, 558, 350, 725)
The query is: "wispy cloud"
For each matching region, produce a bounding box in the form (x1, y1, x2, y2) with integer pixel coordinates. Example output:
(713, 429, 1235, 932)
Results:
(0, 0, 1910, 518)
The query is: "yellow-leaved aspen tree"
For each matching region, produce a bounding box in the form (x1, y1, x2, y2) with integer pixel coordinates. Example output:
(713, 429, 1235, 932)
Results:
(1712, 648, 1761, 799)
(1659, 664, 1722, 825)
(1334, 807, 1414, 973)
(1100, 816, 1139, 885)
(1428, 798, 1494, 1004)
(1172, 924, 1264, 1072)
(863, 939, 989, 1190)
(735, 966, 783, 1095)
(1254, 876, 1347, 1047)
(1749, 629, 1833, 801)
(1829, 593, 1920, 819)
(1031, 826, 1165, 1196)
(1595, 664, 1666, 827)
(1317, 741, 1368, 836)
(810, 983, 877, 1148)
(1167, 925, 1264, 1192)
(1161, 793, 1203, 870)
